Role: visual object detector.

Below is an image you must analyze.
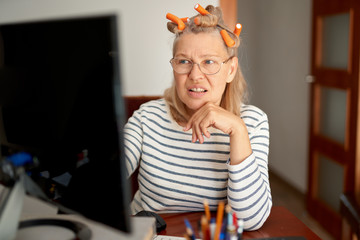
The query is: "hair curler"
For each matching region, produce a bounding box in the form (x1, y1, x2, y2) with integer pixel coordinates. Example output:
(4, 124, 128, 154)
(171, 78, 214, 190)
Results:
(234, 23, 242, 36)
(194, 3, 210, 15)
(220, 30, 235, 47)
(166, 13, 186, 30)
(181, 17, 190, 23)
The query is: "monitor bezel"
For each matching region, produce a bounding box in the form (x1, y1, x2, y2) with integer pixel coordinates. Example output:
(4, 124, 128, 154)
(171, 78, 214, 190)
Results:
(0, 13, 132, 233)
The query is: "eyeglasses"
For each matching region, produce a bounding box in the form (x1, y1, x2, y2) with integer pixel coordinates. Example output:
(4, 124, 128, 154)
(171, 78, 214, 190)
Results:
(169, 56, 233, 75)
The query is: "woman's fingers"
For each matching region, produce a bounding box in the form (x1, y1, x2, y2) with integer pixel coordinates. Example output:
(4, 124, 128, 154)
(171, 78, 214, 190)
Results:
(184, 103, 235, 144)
(190, 120, 203, 143)
(187, 106, 213, 143)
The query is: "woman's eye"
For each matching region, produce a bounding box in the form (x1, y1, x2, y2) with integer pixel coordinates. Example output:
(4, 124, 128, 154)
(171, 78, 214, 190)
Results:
(178, 59, 191, 64)
(204, 60, 215, 65)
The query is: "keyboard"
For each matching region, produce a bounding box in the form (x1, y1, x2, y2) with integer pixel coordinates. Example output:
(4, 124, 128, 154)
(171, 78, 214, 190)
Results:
(153, 235, 200, 240)
(153, 236, 184, 240)
(153, 235, 306, 240)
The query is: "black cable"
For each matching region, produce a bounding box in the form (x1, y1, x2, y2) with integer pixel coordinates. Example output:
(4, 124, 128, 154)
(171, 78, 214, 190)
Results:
(19, 218, 91, 240)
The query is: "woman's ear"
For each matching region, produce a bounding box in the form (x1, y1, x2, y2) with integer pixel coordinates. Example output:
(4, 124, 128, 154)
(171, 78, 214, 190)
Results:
(226, 56, 238, 83)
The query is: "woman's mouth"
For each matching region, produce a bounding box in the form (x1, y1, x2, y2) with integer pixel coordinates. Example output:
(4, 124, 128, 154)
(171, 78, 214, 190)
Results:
(189, 88, 207, 93)
(188, 87, 207, 98)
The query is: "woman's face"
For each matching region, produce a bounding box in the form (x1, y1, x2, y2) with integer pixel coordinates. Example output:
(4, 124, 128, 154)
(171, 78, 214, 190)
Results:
(173, 32, 238, 116)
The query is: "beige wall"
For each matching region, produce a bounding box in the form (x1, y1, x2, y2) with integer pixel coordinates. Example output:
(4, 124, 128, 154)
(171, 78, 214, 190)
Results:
(0, 0, 312, 193)
(0, 0, 218, 96)
(237, 0, 312, 193)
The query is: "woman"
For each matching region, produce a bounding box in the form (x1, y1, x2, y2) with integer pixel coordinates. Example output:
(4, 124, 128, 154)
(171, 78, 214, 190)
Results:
(125, 4, 271, 230)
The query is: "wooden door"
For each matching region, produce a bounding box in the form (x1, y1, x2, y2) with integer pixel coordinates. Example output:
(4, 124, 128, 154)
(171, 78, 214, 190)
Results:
(307, 0, 360, 239)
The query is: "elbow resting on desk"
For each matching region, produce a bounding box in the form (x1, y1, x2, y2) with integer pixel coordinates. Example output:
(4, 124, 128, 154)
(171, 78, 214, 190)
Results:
(242, 199, 272, 231)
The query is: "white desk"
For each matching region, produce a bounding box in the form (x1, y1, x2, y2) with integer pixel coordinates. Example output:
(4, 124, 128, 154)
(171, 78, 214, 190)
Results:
(15, 193, 155, 240)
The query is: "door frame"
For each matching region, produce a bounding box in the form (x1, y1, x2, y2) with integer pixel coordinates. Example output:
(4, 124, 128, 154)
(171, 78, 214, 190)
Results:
(307, 1, 360, 239)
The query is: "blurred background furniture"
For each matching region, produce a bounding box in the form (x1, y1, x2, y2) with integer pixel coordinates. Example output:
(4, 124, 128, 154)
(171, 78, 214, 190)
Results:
(340, 192, 360, 240)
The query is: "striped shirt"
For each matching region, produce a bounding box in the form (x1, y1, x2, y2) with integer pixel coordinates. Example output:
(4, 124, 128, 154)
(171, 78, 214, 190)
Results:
(124, 98, 272, 230)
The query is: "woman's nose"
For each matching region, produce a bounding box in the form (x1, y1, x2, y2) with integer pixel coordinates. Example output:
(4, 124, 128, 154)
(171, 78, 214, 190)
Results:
(189, 63, 204, 80)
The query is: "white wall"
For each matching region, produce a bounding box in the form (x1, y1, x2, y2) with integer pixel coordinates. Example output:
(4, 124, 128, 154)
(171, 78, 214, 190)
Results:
(0, 0, 218, 96)
(0, 0, 312, 193)
(237, 0, 312, 193)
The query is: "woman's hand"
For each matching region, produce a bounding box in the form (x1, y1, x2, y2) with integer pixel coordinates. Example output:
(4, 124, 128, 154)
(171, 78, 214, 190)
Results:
(183, 102, 238, 143)
(183, 102, 252, 164)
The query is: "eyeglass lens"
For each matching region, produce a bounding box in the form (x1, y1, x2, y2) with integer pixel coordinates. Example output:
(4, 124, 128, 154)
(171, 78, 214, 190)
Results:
(170, 58, 223, 75)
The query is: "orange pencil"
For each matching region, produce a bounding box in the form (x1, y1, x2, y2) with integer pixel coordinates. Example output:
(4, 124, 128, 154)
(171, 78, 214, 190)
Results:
(201, 215, 210, 240)
(214, 201, 224, 240)
(203, 199, 211, 221)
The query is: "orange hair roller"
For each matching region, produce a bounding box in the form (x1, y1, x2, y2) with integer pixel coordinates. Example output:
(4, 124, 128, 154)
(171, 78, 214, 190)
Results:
(194, 17, 200, 26)
(220, 30, 235, 47)
(166, 13, 186, 30)
(181, 17, 190, 23)
(194, 3, 210, 15)
(234, 23, 242, 36)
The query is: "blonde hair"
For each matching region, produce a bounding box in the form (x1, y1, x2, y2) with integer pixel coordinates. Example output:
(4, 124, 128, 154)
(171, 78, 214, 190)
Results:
(164, 5, 247, 123)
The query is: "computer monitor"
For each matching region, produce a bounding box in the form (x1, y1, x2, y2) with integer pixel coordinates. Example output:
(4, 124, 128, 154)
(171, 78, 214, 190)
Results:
(0, 14, 131, 233)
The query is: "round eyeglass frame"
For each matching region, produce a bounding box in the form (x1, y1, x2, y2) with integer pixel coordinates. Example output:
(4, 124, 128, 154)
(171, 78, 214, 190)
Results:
(169, 56, 233, 75)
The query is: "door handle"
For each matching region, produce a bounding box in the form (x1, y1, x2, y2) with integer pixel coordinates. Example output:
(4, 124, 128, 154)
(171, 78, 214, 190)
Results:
(305, 75, 315, 83)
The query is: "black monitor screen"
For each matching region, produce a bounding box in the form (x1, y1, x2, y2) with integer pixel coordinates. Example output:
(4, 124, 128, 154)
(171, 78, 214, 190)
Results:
(0, 15, 131, 233)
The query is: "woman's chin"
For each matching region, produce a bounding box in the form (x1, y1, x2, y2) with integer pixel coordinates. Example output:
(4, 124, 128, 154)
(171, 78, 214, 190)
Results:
(185, 102, 204, 114)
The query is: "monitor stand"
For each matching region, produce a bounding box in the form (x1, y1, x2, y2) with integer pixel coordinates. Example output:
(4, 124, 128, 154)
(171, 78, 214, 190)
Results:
(0, 166, 92, 240)
(0, 173, 155, 240)
(0, 174, 25, 240)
